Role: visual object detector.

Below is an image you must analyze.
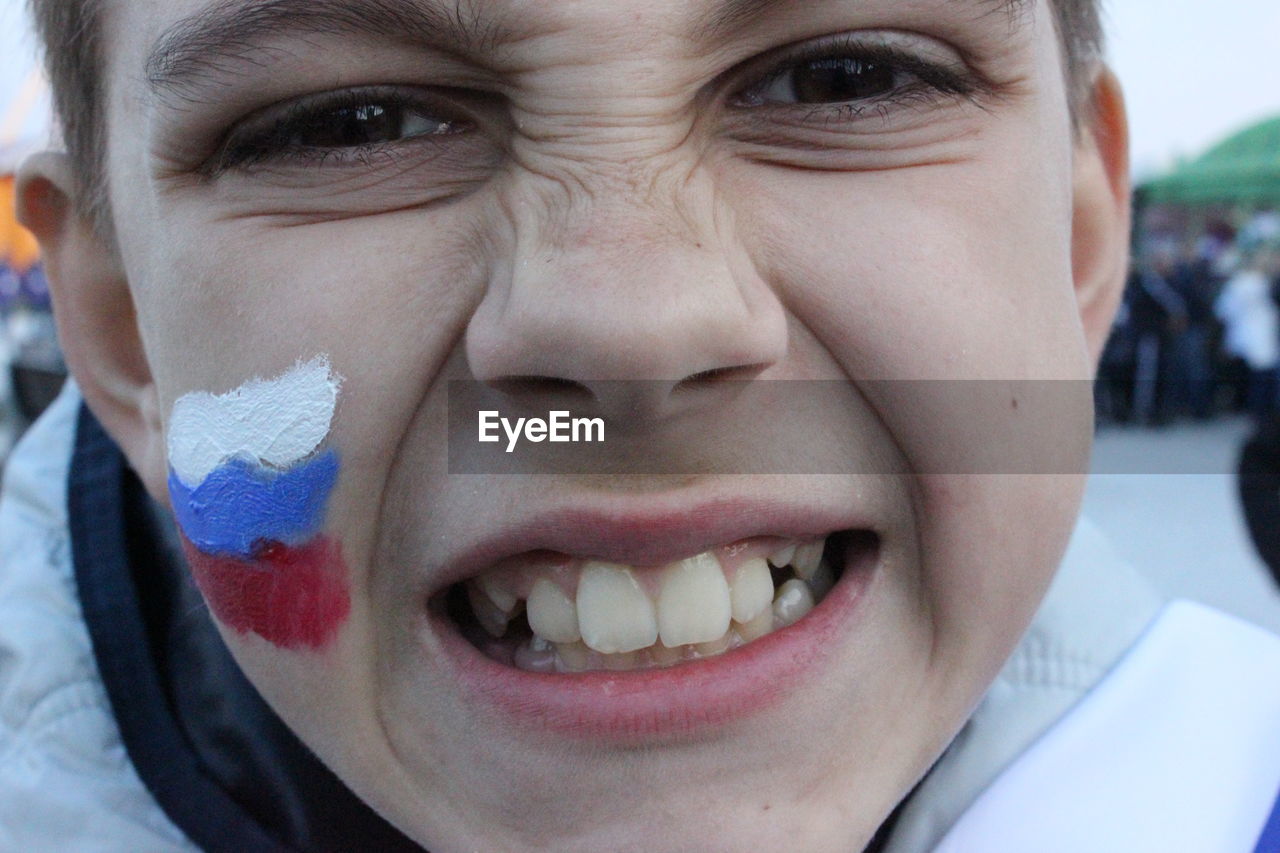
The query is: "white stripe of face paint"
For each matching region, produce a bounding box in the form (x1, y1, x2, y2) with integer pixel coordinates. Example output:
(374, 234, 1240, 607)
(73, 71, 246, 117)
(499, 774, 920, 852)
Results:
(167, 356, 340, 488)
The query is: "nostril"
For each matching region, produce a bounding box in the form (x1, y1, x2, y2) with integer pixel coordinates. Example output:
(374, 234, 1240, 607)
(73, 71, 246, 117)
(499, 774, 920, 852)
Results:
(487, 376, 596, 406)
(488, 373, 593, 394)
(675, 362, 772, 392)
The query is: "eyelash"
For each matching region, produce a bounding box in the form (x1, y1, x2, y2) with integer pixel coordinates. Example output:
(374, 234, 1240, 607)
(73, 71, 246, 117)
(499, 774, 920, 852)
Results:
(204, 37, 982, 175)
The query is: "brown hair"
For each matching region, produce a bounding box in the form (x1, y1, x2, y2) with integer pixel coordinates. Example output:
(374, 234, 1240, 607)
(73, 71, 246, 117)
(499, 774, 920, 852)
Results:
(28, 0, 109, 224)
(28, 0, 1104, 228)
(1056, 0, 1105, 105)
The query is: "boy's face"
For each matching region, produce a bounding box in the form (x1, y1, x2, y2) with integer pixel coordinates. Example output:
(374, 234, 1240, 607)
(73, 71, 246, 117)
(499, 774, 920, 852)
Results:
(28, 0, 1128, 847)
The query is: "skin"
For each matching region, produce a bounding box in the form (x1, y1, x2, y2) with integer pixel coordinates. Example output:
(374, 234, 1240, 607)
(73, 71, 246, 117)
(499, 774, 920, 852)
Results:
(18, 0, 1131, 849)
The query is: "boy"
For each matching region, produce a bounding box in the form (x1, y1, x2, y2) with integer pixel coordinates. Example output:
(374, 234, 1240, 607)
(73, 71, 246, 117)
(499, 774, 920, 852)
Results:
(4, 0, 1280, 850)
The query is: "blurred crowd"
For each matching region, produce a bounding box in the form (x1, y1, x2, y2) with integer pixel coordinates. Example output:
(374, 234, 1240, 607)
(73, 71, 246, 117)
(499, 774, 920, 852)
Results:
(1098, 211, 1280, 426)
(0, 248, 62, 461)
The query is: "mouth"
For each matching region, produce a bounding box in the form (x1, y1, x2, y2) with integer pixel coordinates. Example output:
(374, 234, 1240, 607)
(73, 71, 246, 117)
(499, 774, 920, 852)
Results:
(441, 531, 864, 673)
(426, 521, 881, 738)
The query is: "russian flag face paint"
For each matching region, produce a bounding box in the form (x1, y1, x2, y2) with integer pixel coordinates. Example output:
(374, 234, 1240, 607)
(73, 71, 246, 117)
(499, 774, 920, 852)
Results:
(167, 357, 350, 650)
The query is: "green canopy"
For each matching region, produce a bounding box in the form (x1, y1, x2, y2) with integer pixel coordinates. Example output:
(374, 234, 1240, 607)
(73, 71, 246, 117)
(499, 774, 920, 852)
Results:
(1141, 115, 1280, 206)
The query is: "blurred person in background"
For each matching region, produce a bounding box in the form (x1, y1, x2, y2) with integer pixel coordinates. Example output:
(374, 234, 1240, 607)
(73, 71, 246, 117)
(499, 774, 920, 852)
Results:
(0, 172, 49, 461)
(1216, 240, 1280, 421)
(1124, 239, 1188, 425)
(1095, 288, 1137, 423)
(1166, 229, 1228, 420)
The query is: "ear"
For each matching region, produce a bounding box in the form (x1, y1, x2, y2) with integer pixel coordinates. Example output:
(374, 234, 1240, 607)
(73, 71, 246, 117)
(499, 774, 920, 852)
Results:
(15, 153, 168, 499)
(1070, 66, 1132, 366)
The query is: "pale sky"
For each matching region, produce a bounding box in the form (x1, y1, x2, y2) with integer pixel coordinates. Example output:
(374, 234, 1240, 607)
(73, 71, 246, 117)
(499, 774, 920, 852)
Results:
(3, 0, 1280, 179)
(1105, 0, 1280, 178)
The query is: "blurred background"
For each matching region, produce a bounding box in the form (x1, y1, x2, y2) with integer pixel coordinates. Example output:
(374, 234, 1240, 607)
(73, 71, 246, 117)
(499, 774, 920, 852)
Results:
(1086, 0, 1280, 631)
(2, 1, 1279, 627)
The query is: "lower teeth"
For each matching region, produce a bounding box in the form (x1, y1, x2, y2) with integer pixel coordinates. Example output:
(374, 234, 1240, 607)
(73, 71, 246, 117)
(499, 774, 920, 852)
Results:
(515, 629, 757, 674)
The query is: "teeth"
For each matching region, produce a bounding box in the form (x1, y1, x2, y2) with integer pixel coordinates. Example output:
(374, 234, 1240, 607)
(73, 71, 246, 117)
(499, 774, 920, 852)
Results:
(467, 582, 515, 638)
(648, 642, 684, 667)
(484, 535, 842, 673)
(768, 544, 797, 568)
(527, 579, 580, 644)
(736, 607, 774, 642)
(555, 641, 591, 673)
(478, 574, 519, 613)
(514, 636, 557, 673)
(791, 541, 825, 580)
(657, 553, 732, 647)
(695, 631, 733, 657)
(773, 578, 815, 627)
(603, 651, 639, 670)
(729, 557, 774, 623)
(576, 562, 658, 654)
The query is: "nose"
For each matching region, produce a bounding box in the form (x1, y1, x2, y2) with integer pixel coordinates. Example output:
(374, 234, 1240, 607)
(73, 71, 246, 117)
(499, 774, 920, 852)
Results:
(466, 188, 788, 422)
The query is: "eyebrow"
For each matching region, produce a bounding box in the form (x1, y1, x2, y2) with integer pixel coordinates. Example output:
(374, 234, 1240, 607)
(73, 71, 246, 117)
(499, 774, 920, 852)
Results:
(146, 0, 509, 95)
(147, 0, 1032, 96)
(693, 0, 1031, 42)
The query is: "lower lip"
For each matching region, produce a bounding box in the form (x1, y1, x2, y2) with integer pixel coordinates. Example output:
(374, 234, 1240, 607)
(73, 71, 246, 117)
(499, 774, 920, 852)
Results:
(427, 542, 878, 741)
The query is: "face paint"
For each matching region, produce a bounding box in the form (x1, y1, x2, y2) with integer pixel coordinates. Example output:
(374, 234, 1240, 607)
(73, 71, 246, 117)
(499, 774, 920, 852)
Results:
(167, 357, 349, 650)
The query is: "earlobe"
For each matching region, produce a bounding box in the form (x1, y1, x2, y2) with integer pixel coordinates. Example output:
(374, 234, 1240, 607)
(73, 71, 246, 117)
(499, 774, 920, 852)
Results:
(15, 153, 168, 499)
(1070, 67, 1133, 366)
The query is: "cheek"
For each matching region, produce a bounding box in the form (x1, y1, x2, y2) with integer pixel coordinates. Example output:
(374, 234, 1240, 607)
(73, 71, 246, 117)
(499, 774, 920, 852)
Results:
(166, 357, 352, 650)
(180, 536, 351, 650)
(920, 473, 1085, 664)
(172, 460, 354, 650)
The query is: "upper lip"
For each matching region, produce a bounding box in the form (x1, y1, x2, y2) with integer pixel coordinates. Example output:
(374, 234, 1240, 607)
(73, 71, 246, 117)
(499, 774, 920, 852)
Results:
(424, 487, 876, 596)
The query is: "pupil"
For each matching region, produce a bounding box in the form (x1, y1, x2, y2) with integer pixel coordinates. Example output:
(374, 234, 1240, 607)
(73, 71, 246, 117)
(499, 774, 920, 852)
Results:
(792, 58, 896, 104)
(299, 103, 402, 147)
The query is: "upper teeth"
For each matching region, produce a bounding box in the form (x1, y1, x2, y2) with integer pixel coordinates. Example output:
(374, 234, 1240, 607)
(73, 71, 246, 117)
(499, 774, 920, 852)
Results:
(478, 573, 519, 613)
(729, 558, 773, 623)
(656, 553, 732, 647)
(790, 541, 824, 580)
(467, 582, 519, 639)
(465, 537, 835, 668)
(767, 544, 796, 568)
(526, 579, 580, 644)
(577, 562, 659, 654)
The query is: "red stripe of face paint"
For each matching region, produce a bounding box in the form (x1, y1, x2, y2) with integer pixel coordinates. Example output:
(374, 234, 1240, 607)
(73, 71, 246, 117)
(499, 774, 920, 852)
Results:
(180, 536, 351, 650)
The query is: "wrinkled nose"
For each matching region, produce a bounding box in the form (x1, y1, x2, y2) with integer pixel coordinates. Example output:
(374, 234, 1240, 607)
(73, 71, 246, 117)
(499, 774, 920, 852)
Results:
(466, 194, 788, 422)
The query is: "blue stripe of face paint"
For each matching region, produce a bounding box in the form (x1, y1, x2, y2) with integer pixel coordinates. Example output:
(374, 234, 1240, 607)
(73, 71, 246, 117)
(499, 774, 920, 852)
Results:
(168, 450, 339, 560)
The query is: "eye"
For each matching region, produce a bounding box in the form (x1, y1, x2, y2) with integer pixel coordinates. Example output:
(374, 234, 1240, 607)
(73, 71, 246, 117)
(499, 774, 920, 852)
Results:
(753, 57, 901, 105)
(274, 101, 456, 148)
(208, 86, 473, 174)
(734, 37, 979, 115)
